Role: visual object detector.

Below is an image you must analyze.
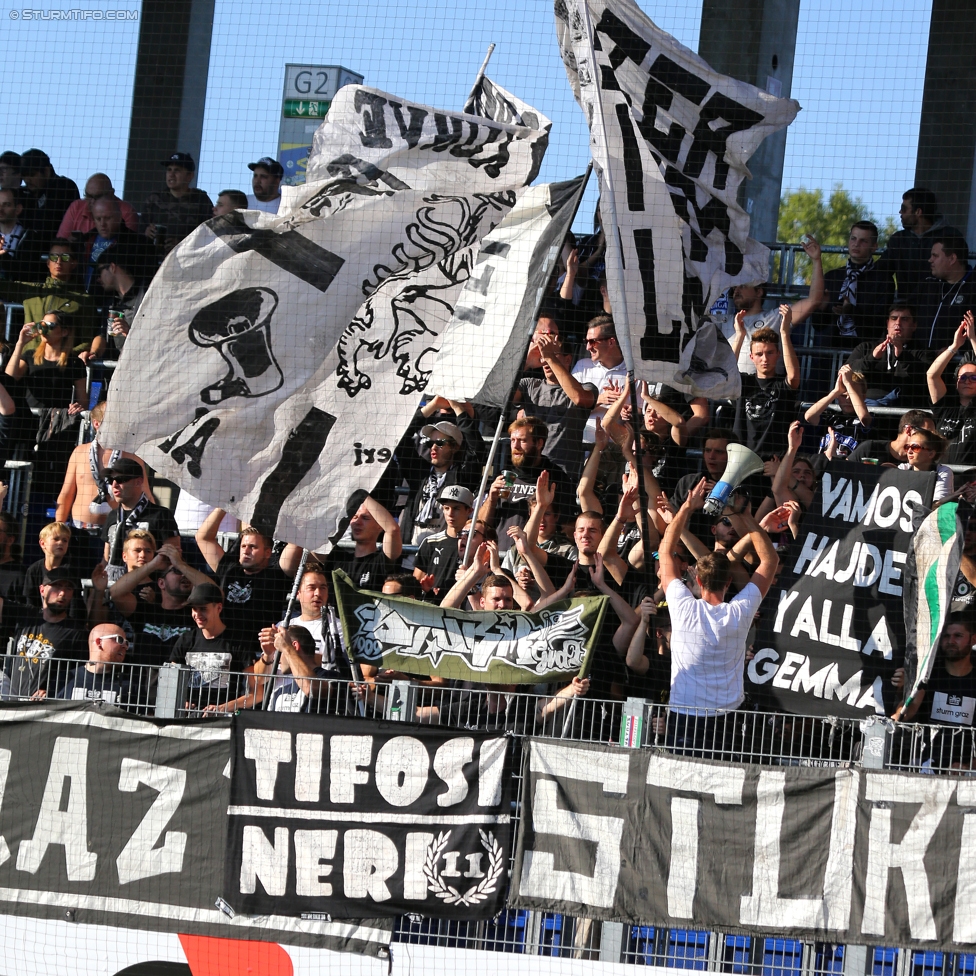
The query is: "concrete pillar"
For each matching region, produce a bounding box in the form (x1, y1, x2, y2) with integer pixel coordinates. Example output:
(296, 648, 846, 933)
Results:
(698, 0, 801, 244)
(915, 0, 976, 245)
(122, 0, 215, 209)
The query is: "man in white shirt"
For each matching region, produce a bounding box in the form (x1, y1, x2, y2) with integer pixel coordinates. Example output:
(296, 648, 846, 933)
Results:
(570, 314, 627, 444)
(658, 478, 777, 757)
(246, 157, 283, 214)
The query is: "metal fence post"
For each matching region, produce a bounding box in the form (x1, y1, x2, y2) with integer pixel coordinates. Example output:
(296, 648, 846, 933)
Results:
(384, 680, 417, 723)
(154, 665, 190, 719)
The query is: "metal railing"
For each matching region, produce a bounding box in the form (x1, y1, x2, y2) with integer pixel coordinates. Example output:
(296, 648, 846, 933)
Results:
(1, 654, 973, 971)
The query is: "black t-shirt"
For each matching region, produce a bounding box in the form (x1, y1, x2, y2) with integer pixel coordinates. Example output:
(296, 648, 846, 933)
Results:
(935, 399, 976, 467)
(493, 458, 571, 553)
(102, 500, 180, 568)
(328, 548, 398, 592)
(2, 608, 87, 697)
(22, 557, 85, 619)
(168, 627, 252, 707)
(127, 600, 195, 668)
(0, 562, 25, 603)
(22, 357, 86, 411)
(61, 665, 132, 705)
(216, 551, 292, 647)
(848, 439, 902, 464)
(919, 664, 976, 727)
(414, 532, 461, 596)
(733, 374, 798, 456)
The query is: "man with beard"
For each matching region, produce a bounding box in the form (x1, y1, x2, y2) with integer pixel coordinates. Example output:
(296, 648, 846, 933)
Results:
(106, 542, 210, 666)
(0, 569, 86, 699)
(478, 417, 570, 553)
(721, 236, 823, 373)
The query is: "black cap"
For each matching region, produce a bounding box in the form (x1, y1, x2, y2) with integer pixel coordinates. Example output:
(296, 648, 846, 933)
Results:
(20, 149, 50, 174)
(160, 152, 196, 171)
(186, 582, 224, 607)
(42, 567, 79, 589)
(248, 156, 284, 177)
(0, 151, 21, 168)
(103, 457, 144, 481)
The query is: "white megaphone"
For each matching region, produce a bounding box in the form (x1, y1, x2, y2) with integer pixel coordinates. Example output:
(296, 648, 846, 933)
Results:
(702, 444, 765, 516)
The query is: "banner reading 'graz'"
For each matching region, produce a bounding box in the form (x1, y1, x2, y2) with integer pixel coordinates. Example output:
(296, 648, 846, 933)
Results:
(223, 712, 511, 919)
(333, 571, 608, 684)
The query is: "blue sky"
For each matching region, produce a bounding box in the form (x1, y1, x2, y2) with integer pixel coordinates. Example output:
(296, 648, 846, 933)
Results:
(1, 0, 931, 235)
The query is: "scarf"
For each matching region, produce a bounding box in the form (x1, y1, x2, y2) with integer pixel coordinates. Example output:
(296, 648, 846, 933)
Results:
(836, 259, 874, 337)
(107, 493, 150, 581)
(88, 439, 121, 515)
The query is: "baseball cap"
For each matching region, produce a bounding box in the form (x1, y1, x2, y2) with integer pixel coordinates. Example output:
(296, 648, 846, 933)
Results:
(0, 151, 21, 168)
(104, 458, 144, 481)
(438, 485, 474, 507)
(421, 421, 463, 447)
(185, 582, 224, 607)
(42, 567, 79, 589)
(19, 149, 50, 173)
(160, 152, 196, 171)
(248, 157, 284, 177)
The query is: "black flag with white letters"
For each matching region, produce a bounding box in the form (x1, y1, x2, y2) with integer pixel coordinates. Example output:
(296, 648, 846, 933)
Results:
(747, 462, 935, 717)
(223, 712, 512, 919)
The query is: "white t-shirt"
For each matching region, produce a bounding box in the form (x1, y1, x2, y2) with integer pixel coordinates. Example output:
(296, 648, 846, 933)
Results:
(717, 308, 783, 374)
(570, 358, 628, 442)
(666, 578, 763, 714)
(247, 194, 281, 214)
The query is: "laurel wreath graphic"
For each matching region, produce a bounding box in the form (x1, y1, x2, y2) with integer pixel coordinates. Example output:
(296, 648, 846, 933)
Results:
(422, 828, 505, 906)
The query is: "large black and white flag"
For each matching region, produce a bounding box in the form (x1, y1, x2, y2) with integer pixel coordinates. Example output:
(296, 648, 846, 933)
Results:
(427, 174, 588, 408)
(223, 712, 512, 920)
(100, 84, 548, 549)
(555, 0, 799, 395)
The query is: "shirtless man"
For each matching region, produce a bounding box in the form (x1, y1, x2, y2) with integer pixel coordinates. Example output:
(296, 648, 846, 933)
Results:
(55, 402, 151, 529)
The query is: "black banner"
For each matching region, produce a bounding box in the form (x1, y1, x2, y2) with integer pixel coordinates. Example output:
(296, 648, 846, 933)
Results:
(747, 462, 935, 717)
(0, 702, 392, 956)
(223, 712, 512, 919)
(511, 738, 976, 951)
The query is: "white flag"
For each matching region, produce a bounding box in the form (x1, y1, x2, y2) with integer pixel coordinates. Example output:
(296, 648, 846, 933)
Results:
(555, 0, 799, 395)
(100, 84, 547, 546)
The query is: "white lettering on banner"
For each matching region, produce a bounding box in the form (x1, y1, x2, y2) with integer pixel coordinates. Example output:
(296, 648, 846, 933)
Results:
(115, 759, 187, 885)
(793, 534, 829, 575)
(645, 755, 744, 919)
(819, 474, 923, 531)
(404, 831, 435, 899)
(773, 594, 894, 661)
(294, 829, 338, 897)
(739, 770, 857, 929)
(433, 738, 473, 807)
(374, 737, 428, 807)
(519, 742, 629, 908)
(330, 736, 373, 803)
(478, 738, 506, 807)
(797, 539, 906, 595)
(244, 729, 292, 800)
(17, 737, 96, 881)
(953, 783, 976, 943)
(239, 825, 288, 896)
(295, 733, 323, 802)
(343, 829, 398, 901)
(749, 652, 883, 710)
(0, 749, 11, 867)
(862, 774, 955, 940)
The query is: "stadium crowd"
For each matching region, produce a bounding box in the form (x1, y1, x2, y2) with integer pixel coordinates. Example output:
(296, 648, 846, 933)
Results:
(0, 148, 975, 765)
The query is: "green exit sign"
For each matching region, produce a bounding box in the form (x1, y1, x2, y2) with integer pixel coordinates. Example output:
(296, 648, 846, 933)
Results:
(282, 99, 330, 119)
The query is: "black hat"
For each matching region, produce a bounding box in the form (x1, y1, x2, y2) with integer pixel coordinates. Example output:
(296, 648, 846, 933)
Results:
(103, 457, 144, 481)
(186, 582, 224, 607)
(160, 152, 196, 171)
(19, 149, 50, 174)
(248, 156, 284, 177)
(42, 567, 79, 589)
(0, 151, 21, 169)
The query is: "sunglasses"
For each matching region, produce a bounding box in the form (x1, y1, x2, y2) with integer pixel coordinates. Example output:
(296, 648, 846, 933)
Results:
(99, 635, 129, 648)
(905, 444, 933, 452)
(109, 475, 138, 485)
(429, 439, 452, 447)
(959, 374, 976, 383)
(47, 253, 74, 263)
(717, 517, 734, 527)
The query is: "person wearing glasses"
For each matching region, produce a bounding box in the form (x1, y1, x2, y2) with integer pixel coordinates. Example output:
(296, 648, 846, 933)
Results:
(59, 623, 133, 705)
(926, 311, 976, 468)
(56, 173, 138, 240)
(99, 458, 180, 585)
(898, 427, 953, 501)
(849, 409, 938, 466)
(0, 567, 87, 700)
(570, 314, 626, 446)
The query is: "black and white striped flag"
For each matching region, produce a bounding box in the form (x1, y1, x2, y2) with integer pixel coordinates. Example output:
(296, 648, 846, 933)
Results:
(555, 0, 799, 396)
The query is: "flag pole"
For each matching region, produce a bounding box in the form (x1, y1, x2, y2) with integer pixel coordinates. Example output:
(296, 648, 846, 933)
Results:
(260, 547, 309, 710)
(462, 164, 593, 566)
(576, 0, 654, 594)
(463, 43, 496, 113)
